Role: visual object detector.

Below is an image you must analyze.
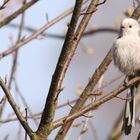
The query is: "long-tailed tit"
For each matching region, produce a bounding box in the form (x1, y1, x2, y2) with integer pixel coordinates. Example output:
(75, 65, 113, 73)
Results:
(112, 18, 140, 135)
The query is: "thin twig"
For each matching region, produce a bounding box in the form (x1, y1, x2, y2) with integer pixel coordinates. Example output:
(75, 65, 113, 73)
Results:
(7, 0, 38, 126)
(0, 2, 88, 59)
(3, 134, 9, 140)
(36, 0, 84, 138)
(0, 77, 34, 139)
(0, 0, 38, 28)
(8, 0, 26, 88)
(0, 114, 40, 123)
(14, 79, 39, 125)
(0, 0, 28, 120)
(0, 0, 38, 120)
(25, 108, 28, 140)
(54, 0, 102, 139)
(52, 77, 140, 129)
(89, 122, 100, 140)
(0, 75, 122, 124)
(55, 48, 112, 139)
(96, 0, 107, 6)
(0, 0, 10, 10)
(8, 23, 119, 39)
(131, 3, 140, 19)
(54, 3, 140, 140)
(78, 111, 92, 140)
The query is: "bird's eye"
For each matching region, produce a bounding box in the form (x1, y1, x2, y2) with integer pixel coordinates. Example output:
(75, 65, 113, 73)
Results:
(129, 25, 132, 28)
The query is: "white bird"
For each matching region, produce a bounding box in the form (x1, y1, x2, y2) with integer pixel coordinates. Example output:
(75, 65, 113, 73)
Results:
(112, 18, 140, 135)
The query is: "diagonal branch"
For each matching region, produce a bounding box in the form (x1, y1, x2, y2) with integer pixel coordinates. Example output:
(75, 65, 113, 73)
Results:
(0, 77, 35, 139)
(132, 3, 140, 19)
(55, 43, 111, 140)
(52, 77, 140, 129)
(54, 0, 105, 139)
(0, 0, 38, 28)
(8, 0, 26, 89)
(0, 0, 10, 10)
(0, 2, 86, 59)
(54, 2, 140, 140)
(36, 0, 84, 139)
(0, 0, 28, 119)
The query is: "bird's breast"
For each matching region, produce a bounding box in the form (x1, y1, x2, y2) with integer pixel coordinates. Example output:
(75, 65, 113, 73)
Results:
(112, 36, 140, 75)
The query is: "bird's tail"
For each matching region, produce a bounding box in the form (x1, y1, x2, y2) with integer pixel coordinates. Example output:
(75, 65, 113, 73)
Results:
(122, 85, 136, 135)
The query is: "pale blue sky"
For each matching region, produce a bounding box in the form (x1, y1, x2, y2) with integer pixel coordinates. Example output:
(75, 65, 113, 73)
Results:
(0, 0, 138, 140)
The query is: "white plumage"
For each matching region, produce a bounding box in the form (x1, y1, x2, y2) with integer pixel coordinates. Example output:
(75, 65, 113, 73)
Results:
(112, 18, 140, 135)
(112, 18, 140, 75)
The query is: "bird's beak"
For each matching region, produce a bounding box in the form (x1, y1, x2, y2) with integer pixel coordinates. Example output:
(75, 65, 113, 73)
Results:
(119, 26, 124, 38)
(121, 26, 124, 29)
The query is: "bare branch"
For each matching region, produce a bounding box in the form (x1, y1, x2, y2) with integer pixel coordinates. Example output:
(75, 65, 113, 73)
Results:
(0, 1, 39, 117)
(0, 0, 10, 10)
(0, 77, 34, 139)
(0, 2, 85, 59)
(0, 1, 140, 139)
(96, 0, 107, 6)
(54, 3, 140, 140)
(14, 79, 39, 125)
(137, 132, 140, 140)
(55, 48, 112, 139)
(54, 0, 104, 139)
(36, 0, 84, 138)
(52, 77, 140, 129)
(8, 23, 119, 39)
(132, 3, 140, 19)
(0, 75, 122, 124)
(0, 0, 38, 28)
(0, 0, 28, 120)
(8, 0, 26, 88)
(25, 108, 28, 140)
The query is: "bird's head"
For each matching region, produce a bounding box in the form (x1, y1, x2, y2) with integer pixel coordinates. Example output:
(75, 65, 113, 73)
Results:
(120, 18, 140, 36)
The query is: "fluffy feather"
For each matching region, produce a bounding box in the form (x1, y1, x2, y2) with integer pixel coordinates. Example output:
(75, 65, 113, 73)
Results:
(112, 18, 140, 135)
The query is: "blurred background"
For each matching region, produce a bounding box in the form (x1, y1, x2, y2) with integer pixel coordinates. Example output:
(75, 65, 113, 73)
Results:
(0, 0, 139, 140)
